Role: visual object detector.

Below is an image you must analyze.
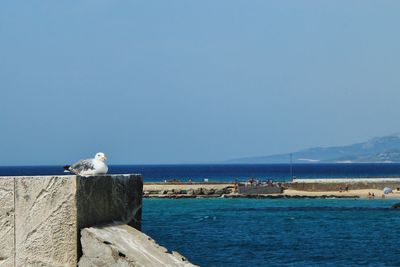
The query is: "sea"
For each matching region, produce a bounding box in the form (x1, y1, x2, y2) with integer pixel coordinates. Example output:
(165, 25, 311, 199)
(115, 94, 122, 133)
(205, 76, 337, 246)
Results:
(143, 198, 400, 267)
(2, 163, 400, 266)
(1, 163, 400, 182)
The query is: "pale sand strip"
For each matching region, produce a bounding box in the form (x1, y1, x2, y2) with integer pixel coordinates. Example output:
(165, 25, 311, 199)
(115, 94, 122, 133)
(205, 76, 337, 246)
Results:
(283, 189, 400, 199)
(294, 178, 400, 183)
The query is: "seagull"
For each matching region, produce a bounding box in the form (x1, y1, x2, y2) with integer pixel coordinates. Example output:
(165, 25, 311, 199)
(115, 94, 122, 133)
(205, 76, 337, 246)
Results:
(64, 152, 109, 176)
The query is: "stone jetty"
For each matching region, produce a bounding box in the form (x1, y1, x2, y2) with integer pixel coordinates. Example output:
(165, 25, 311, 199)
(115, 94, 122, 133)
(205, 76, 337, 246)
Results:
(0, 174, 196, 267)
(143, 182, 284, 198)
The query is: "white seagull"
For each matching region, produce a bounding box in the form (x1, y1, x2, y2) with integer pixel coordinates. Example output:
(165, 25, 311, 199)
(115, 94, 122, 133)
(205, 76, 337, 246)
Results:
(64, 152, 109, 176)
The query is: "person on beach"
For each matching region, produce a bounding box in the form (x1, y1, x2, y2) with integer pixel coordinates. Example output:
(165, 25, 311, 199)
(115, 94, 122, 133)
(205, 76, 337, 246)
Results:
(249, 178, 254, 186)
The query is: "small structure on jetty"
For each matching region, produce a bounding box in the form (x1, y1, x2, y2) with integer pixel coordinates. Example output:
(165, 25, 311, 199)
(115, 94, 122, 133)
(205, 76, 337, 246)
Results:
(237, 183, 283, 195)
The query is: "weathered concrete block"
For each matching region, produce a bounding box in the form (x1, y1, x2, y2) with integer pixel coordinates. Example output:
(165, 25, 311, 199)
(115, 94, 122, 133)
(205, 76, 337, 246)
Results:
(0, 178, 14, 267)
(0, 174, 142, 267)
(77, 175, 143, 231)
(15, 176, 77, 266)
(75, 175, 143, 262)
(78, 224, 197, 267)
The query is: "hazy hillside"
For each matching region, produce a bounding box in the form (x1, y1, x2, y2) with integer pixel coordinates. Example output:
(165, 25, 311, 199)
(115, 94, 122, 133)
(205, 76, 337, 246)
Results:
(227, 135, 400, 163)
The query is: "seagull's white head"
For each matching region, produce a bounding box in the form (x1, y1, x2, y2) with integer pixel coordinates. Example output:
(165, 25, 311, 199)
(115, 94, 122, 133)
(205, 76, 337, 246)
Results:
(95, 152, 107, 162)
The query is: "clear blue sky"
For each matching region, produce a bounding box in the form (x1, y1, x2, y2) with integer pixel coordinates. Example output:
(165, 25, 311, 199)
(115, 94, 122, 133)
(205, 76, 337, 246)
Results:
(1, 1, 400, 165)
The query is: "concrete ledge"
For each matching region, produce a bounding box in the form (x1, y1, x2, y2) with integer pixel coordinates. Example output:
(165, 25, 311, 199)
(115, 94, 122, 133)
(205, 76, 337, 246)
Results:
(0, 174, 143, 267)
(290, 178, 400, 191)
(78, 224, 197, 267)
(238, 186, 283, 194)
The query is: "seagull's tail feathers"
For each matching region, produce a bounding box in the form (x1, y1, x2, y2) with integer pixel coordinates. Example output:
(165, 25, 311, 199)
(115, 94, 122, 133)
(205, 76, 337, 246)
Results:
(63, 165, 71, 173)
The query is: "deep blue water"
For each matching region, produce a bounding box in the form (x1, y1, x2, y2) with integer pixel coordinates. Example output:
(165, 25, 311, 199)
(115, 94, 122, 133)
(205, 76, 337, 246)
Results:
(142, 198, 400, 267)
(1, 163, 400, 182)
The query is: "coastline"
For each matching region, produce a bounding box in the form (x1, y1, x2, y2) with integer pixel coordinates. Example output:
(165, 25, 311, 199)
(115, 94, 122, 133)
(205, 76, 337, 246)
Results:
(143, 178, 400, 199)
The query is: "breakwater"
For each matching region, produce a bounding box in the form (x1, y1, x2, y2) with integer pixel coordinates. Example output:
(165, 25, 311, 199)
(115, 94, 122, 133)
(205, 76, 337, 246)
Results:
(143, 182, 235, 198)
(0, 174, 142, 266)
(0, 174, 197, 267)
(144, 182, 283, 198)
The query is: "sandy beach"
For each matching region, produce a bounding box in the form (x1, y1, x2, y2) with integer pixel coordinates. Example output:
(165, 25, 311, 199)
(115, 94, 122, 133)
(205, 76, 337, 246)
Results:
(284, 189, 400, 199)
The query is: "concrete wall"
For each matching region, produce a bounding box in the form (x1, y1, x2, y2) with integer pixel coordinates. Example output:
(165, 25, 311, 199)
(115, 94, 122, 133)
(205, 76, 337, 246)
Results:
(0, 174, 142, 267)
(238, 185, 283, 194)
(289, 180, 400, 192)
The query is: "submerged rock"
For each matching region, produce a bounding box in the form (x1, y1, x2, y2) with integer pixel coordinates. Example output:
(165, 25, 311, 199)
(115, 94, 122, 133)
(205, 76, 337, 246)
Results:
(392, 203, 400, 209)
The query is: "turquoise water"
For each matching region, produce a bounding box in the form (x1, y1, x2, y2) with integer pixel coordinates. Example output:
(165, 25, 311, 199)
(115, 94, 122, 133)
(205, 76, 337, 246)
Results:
(142, 198, 400, 266)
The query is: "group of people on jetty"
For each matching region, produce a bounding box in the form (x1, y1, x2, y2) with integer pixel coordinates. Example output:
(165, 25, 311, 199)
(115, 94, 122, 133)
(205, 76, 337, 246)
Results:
(244, 177, 282, 187)
(338, 185, 349, 192)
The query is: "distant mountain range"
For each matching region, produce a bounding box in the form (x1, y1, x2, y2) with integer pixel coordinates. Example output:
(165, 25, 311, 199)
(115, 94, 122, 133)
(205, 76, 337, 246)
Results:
(227, 135, 400, 163)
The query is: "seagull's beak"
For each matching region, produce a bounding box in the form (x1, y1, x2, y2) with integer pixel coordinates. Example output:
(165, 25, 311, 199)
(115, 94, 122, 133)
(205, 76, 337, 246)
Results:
(102, 156, 107, 161)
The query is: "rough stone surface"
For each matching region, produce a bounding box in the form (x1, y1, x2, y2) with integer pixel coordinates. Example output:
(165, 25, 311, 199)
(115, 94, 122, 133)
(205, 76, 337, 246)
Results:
(0, 174, 142, 267)
(76, 175, 143, 231)
(78, 224, 197, 267)
(0, 178, 14, 267)
(15, 176, 76, 267)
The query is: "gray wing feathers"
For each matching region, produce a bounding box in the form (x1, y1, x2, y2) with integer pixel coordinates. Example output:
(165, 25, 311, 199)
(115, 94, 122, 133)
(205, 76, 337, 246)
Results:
(70, 159, 95, 174)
